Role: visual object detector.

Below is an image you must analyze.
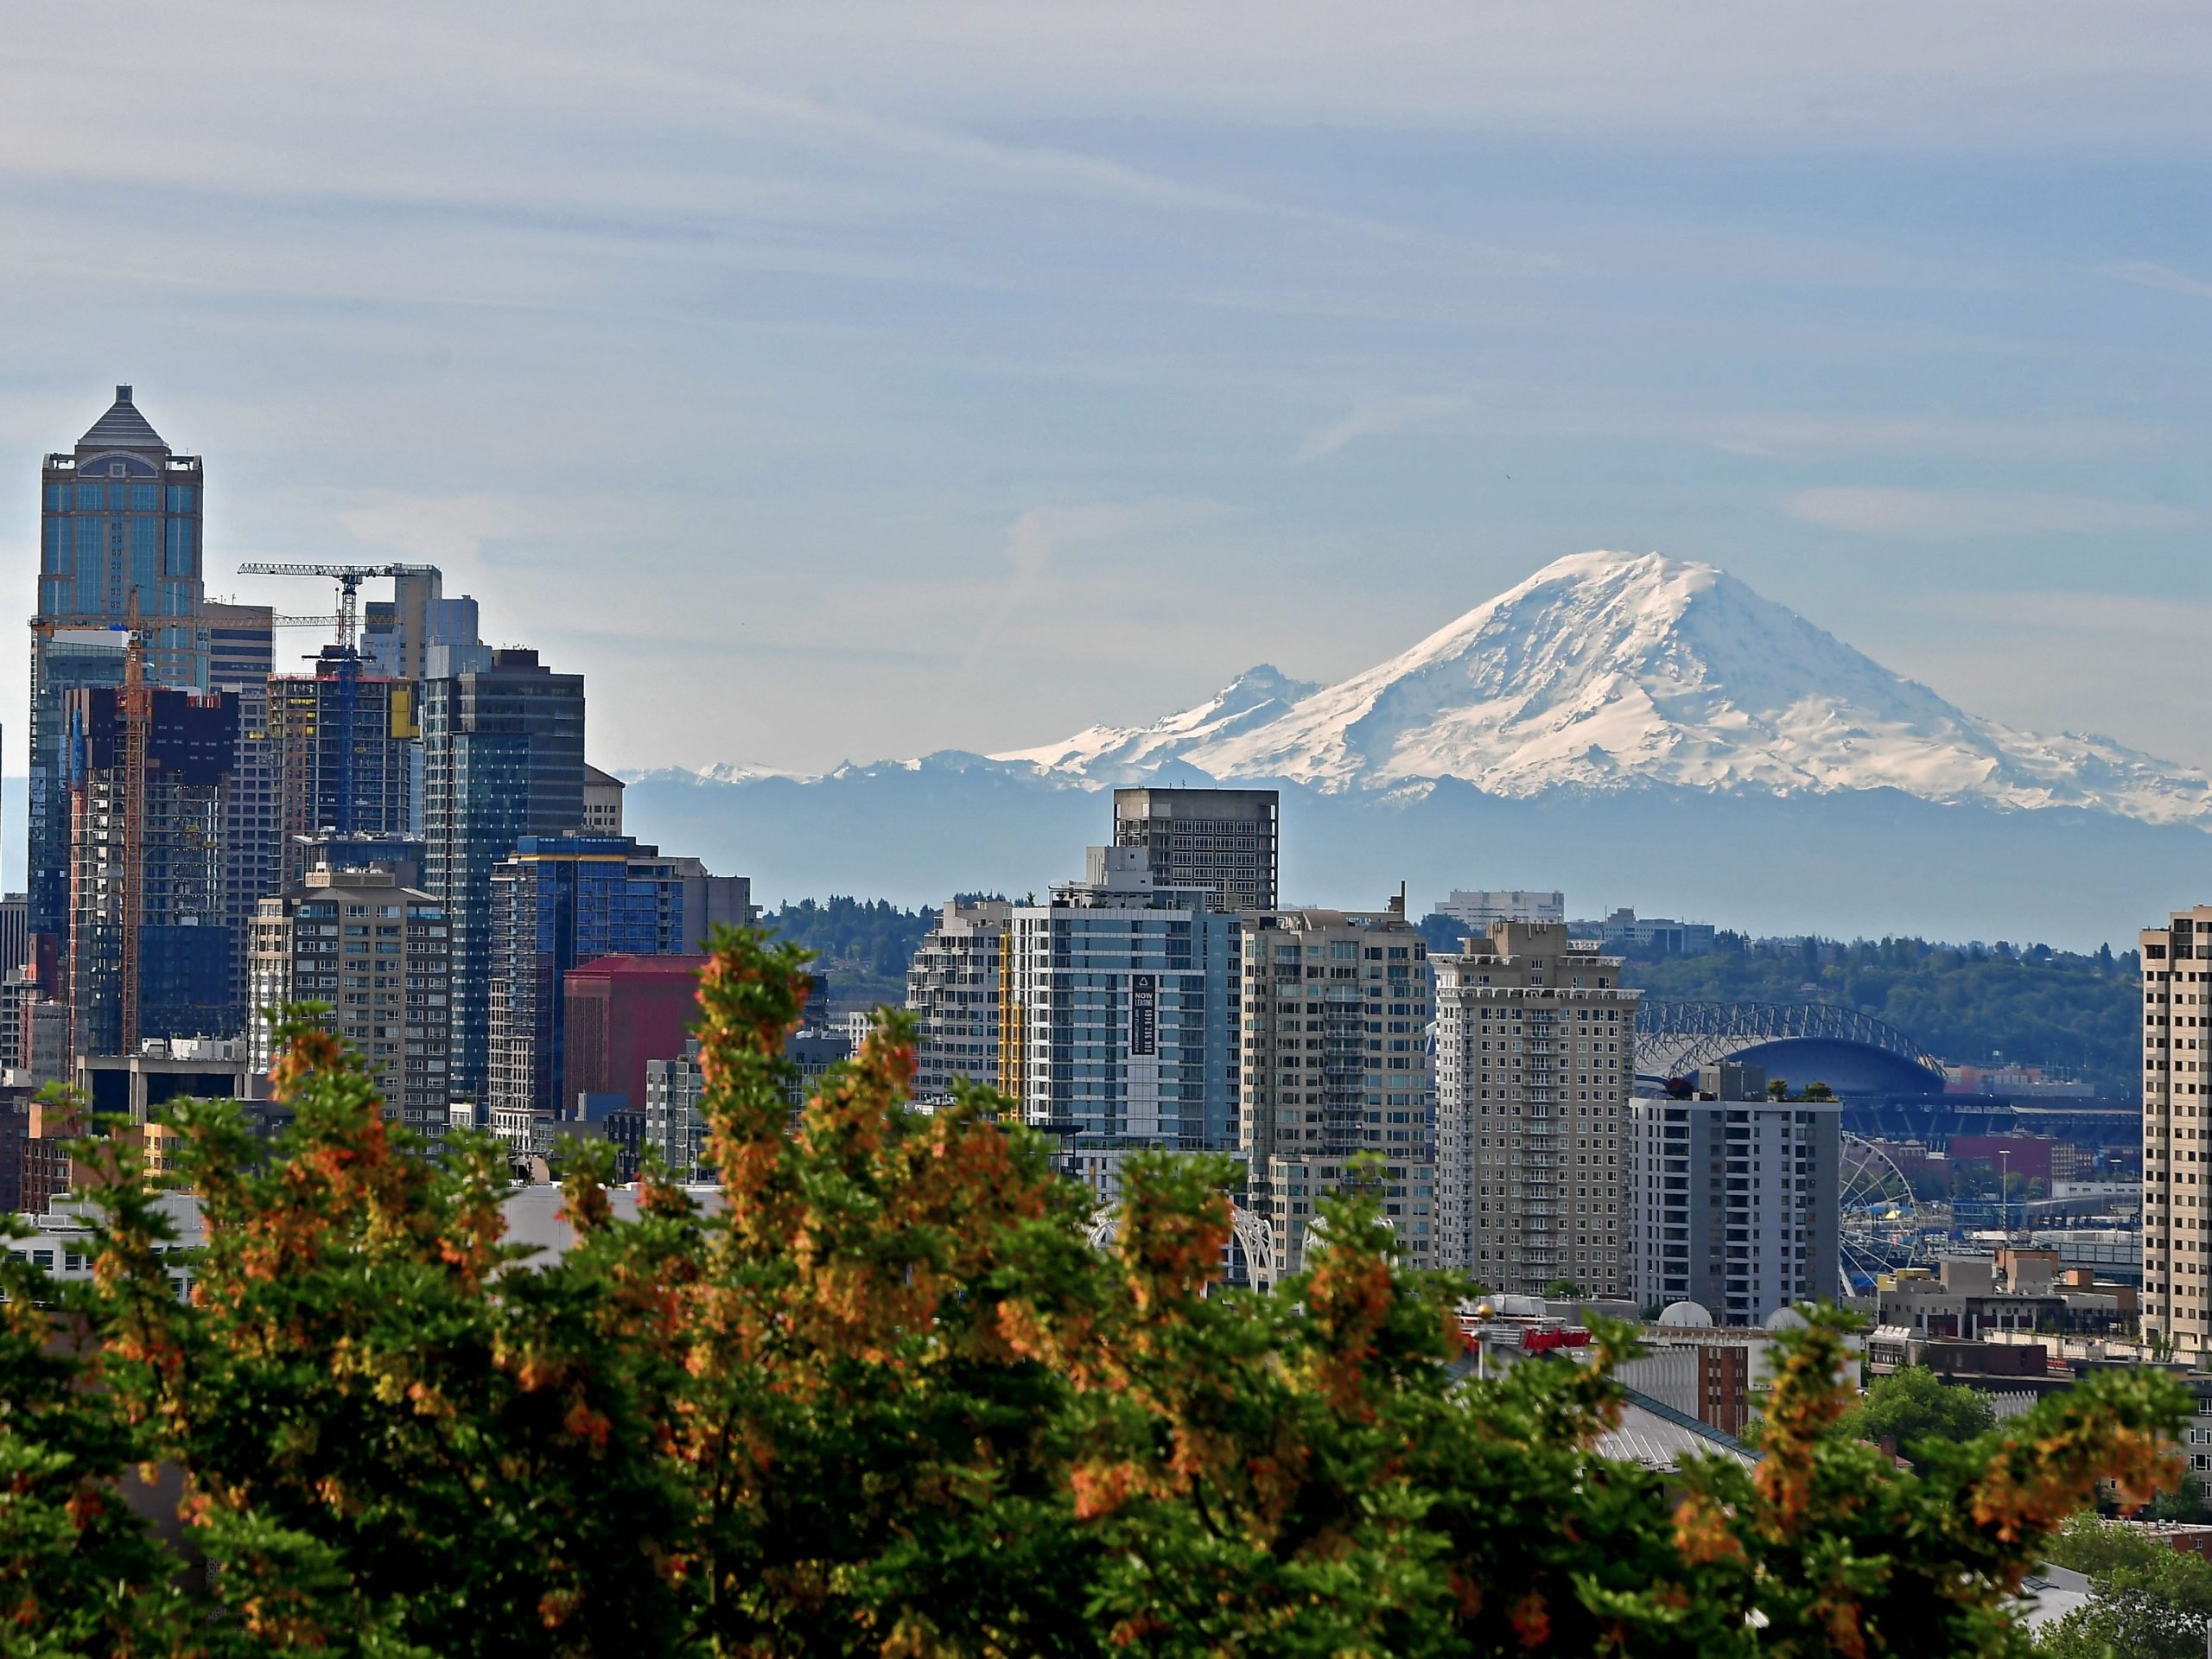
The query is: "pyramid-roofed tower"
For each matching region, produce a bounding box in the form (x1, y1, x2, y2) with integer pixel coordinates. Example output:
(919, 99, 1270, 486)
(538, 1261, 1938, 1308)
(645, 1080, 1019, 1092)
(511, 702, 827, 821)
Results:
(75, 384, 168, 455)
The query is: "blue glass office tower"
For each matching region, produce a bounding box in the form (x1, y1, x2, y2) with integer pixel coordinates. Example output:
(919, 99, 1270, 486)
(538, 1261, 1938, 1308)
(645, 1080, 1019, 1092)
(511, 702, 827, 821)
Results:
(420, 649, 586, 1100)
(486, 836, 690, 1119)
(30, 388, 207, 984)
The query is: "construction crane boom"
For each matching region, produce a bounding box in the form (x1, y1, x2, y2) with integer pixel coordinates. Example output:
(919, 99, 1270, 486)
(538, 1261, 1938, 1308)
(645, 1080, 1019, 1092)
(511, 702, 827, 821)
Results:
(235, 563, 440, 839)
(235, 563, 440, 652)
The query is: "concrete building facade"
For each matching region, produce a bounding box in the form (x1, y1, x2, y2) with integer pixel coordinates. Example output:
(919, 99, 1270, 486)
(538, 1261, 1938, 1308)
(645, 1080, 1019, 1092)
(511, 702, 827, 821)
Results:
(1237, 899, 1434, 1271)
(2144, 906, 2212, 1351)
(1433, 922, 1637, 1295)
(582, 765, 625, 836)
(1624, 1064, 1840, 1324)
(645, 1039, 706, 1179)
(1110, 788, 1278, 914)
(248, 867, 452, 1136)
(1000, 847, 1242, 1205)
(905, 899, 1008, 1100)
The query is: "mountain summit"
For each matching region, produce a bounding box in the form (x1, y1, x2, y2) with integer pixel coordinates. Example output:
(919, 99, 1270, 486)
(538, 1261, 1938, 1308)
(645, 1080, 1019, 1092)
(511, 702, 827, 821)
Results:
(994, 550, 2212, 827)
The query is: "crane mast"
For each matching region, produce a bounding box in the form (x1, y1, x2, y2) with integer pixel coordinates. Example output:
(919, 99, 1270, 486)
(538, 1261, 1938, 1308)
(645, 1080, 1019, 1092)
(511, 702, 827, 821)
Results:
(234, 563, 437, 838)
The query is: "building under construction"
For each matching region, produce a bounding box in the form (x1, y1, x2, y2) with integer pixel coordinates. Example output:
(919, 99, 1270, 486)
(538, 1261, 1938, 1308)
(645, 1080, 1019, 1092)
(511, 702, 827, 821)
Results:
(269, 645, 418, 897)
(65, 679, 237, 1056)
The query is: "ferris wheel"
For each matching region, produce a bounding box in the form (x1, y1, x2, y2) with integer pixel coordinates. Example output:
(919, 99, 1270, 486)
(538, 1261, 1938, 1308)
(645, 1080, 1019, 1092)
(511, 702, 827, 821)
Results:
(1087, 1201, 1280, 1294)
(1837, 1133, 1929, 1300)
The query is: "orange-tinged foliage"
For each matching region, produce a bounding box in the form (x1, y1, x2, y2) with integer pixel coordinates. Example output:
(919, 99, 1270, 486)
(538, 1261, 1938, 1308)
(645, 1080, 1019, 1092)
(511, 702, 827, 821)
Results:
(3, 926, 2190, 1659)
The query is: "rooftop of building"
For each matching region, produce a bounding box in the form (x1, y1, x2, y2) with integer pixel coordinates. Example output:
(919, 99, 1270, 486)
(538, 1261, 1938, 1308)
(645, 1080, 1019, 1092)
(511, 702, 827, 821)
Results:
(1254, 904, 1421, 932)
(505, 835, 660, 859)
(566, 953, 711, 980)
(582, 764, 625, 790)
(73, 385, 169, 454)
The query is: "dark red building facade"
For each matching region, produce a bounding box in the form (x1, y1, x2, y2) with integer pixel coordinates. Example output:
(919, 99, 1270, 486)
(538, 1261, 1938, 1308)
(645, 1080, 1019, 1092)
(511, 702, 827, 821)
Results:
(561, 954, 708, 1116)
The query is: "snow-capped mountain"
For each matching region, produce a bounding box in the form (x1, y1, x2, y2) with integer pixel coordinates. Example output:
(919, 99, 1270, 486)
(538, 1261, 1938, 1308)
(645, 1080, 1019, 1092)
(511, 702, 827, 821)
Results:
(992, 550, 2212, 829)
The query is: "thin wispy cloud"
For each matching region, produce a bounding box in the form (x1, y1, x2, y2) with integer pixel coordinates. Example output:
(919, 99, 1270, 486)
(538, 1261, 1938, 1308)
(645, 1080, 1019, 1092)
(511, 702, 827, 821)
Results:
(1296, 395, 1469, 462)
(1929, 590, 2212, 642)
(1779, 486, 2201, 540)
(964, 501, 1230, 671)
(0, 2, 2207, 788)
(2098, 260, 2212, 301)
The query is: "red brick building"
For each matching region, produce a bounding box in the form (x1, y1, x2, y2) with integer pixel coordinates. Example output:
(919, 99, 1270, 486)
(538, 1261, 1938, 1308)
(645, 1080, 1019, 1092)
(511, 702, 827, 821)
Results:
(561, 955, 708, 1116)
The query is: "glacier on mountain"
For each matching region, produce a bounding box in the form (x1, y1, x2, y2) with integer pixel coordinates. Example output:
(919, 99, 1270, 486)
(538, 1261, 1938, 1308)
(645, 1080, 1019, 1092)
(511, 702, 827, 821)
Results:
(988, 550, 2212, 829)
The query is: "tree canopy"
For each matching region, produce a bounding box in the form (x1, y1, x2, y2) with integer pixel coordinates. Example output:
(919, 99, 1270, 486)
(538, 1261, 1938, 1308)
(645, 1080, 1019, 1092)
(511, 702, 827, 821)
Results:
(760, 895, 936, 982)
(2038, 1514, 2212, 1658)
(1835, 1364, 1998, 1454)
(0, 927, 2189, 1656)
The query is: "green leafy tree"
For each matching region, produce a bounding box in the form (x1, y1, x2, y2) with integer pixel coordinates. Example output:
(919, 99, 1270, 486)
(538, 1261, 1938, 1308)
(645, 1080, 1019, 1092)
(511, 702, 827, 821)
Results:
(2, 927, 2191, 1656)
(1836, 1364, 1997, 1453)
(2039, 1513, 2212, 1658)
(2145, 1483, 2212, 1523)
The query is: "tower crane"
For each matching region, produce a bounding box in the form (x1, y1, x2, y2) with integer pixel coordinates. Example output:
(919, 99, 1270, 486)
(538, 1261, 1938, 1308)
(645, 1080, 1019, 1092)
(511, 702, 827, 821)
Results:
(233, 563, 439, 839)
(233, 563, 439, 654)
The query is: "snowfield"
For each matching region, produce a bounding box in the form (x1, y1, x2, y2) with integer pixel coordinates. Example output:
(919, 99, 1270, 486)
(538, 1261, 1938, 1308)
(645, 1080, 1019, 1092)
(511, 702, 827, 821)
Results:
(987, 550, 2212, 828)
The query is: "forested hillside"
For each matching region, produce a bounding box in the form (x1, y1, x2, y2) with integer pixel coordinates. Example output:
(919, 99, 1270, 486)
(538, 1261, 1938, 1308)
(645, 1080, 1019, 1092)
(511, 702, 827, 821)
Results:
(760, 896, 936, 979)
(761, 895, 1005, 1011)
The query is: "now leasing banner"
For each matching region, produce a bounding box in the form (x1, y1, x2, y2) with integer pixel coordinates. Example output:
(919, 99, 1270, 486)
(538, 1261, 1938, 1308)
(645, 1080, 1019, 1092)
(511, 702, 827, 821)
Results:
(1130, 973, 1157, 1058)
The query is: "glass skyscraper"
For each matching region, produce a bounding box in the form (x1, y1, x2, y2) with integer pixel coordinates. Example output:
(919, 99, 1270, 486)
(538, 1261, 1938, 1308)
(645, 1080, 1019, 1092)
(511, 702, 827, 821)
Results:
(486, 836, 690, 1119)
(30, 387, 207, 980)
(420, 649, 586, 1099)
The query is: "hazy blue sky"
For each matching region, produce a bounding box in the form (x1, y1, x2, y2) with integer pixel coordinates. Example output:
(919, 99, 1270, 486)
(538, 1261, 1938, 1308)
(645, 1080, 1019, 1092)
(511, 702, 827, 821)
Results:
(0, 2, 2206, 775)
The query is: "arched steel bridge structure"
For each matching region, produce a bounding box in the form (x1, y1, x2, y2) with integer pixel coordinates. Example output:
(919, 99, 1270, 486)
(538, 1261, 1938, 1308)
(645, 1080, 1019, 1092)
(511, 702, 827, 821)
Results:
(1635, 1000, 1948, 1094)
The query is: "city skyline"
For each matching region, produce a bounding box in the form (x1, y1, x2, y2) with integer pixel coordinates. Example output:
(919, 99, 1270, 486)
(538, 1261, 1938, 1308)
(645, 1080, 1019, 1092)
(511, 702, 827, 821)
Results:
(0, 5, 2205, 781)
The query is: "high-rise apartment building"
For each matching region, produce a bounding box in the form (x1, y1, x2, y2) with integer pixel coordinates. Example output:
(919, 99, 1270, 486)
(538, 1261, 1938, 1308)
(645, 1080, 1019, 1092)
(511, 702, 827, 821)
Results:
(269, 647, 419, 896)
(2143, 906, 2212, 1351)
(1238, 899, 1435, 1271)
(1624, 1064, 1839, 1324)
(485, 836, 690, 1120)
(1110, 788, 1278, 914)
(1000, 847, 1241, 1204)
(248, 867, 452, 1136)
(206, 601, 276, 1020)
(65, 683, 238, 1055)
(1433, 923, 1637, 1295)
(420, 649, 586, 1098)
(32, 388, 208, 987)
(905, 899, 1009, 1100)
(645, 1039, 707, 1178)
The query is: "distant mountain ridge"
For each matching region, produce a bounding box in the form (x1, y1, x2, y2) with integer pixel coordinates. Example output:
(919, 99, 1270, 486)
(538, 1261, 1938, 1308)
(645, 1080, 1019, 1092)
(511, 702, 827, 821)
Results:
(617, 551, 2212, 943)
